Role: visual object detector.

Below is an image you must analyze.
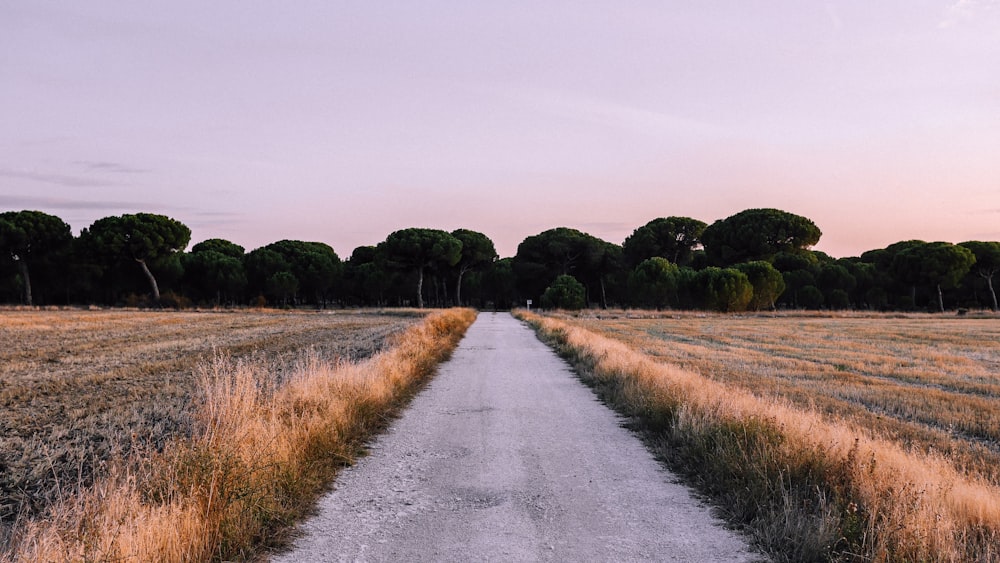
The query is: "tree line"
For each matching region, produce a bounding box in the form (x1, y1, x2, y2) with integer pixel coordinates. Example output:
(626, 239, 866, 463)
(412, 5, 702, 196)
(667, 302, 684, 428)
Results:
(1, 208, 997, 312)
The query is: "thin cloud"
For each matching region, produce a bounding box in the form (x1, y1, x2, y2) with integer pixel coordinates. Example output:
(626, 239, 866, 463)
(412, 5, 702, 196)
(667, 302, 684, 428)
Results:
(0, 160, 149, 188)
(0, 195, 153, 211)
(187, 217, 246, 232)
(75, 161, 150, 174)
(193, 210, 243, 218)
(188, 210, 246, 226)
(0, 168, 114, 188)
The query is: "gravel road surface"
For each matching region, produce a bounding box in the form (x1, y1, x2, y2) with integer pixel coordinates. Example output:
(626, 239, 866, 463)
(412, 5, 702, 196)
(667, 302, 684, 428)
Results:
(273, 312, 760, 562)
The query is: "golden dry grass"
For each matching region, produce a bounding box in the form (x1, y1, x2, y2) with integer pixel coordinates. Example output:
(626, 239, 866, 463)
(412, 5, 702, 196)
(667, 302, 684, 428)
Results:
(519, 310, 1000, 561)
(557, 310, 1000, 484)
(0, 309, 421, 545)
(2, 308, 475, 562)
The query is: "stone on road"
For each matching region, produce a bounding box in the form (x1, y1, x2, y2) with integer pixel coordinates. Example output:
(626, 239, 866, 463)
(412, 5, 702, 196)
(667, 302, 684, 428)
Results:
(273, 312, 760, 562)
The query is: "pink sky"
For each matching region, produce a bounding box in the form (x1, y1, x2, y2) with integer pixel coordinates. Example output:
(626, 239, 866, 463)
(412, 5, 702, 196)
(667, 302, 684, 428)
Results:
(2, 1, 999, 258)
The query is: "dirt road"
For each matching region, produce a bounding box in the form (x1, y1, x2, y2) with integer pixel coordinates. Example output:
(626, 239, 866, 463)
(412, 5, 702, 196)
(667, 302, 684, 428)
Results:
(273, 312, 760, 562)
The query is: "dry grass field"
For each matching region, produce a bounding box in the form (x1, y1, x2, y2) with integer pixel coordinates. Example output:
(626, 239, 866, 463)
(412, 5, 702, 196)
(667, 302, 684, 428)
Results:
(2, 308, 476, 561)
(521, 310, 1000, 561)
(558, 310, 1000, 483)
(0, 309, 420, 532)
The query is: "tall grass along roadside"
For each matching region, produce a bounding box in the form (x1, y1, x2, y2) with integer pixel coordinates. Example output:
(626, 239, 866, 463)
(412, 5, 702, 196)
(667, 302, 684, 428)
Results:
(516, 310, 1000, 562)
(2, 308, 476, 562)
(559, 310, 1000, 486)
(0, 309, 417, 531)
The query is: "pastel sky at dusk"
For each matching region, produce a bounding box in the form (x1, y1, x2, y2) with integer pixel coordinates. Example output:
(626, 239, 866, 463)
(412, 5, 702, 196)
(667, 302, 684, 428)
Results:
(2, 1, 999, 259)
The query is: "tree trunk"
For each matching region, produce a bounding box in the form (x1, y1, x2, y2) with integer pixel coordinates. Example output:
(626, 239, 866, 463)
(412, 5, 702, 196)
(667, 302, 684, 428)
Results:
(16, 259, 32, 306)
(455, 269, 466, 307)
(136, 258, 160, 301)
(937, 284, 945, 313)
(986, 274, 998, 312)
(599, 277, 608, 309)
(416, 266, 424, 308)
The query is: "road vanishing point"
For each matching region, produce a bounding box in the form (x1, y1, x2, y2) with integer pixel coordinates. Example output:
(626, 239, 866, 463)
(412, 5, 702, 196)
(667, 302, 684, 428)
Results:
(273, 312, 761, 562)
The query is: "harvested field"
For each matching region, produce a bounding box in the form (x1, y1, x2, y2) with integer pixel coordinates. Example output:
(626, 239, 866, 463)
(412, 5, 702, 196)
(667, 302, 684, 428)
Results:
(557, 311, 1000, 483)
(522, 310, 1000, 560)
(0, 309, 420, 528)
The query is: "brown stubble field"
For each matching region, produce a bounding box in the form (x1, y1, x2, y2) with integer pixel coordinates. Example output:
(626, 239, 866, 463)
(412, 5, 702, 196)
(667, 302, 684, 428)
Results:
(523, 310, 1000, 559)
(0, 309, 420, 527)
(558, 311, 1000, 483)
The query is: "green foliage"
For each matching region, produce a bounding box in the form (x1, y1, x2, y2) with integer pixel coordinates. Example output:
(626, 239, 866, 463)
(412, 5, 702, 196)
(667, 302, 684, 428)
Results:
(865, 287, 889, 310)
(343, 245, 396, 306)
(828, 289, 851, 310)
(379, 228, 462, 308)
(481, 257, 517, 310)
(591, 240, 625, 309)
(381, 228, 462, 271)
(182, 239, 248, 305)
(674, 266, 700, 309)
(80, 213, 191, 301)
(818, 263, 856, 292)
(2, 205, 998, 311)
(818, 262, 857, 307)
(892, 241, 976, 312)
(512, 227, 613, 303)
(734, 261, 785, 311)
(628, 257, 679, 309)
(191, 238, 245, 259)
(840, 259, 876, 308)
(622, 216, 706, 267)
(772, 251, 821, 308)
(0, 210, 73, 261)
(182, 249, 247, 305)
(858, 240, 925, 309)
(960, 241, 1000, 311)
(451, 229, 497, 306)
(541, 274, 586, 310)
(862, 240, 924, 271)
(695, 267, 753, 312)
(798, 285, 824, 309)
(811, 250, 835, 264)
(245, 247, 289, 299)
(266, 271, 299, 306)
(771, 250, 819, 273)
(702, 208, 822, 266)
(0, 210, 73, 305)
(84, 213, 191, 263)
(242, 241, 340, 306)
(961, 241, 1000, 276)
(267, 240, 342, 305)
(451, 229, 497, 271)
